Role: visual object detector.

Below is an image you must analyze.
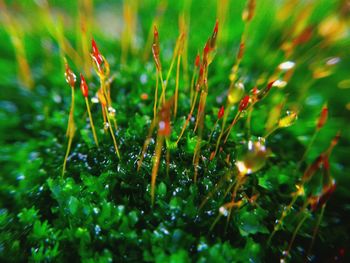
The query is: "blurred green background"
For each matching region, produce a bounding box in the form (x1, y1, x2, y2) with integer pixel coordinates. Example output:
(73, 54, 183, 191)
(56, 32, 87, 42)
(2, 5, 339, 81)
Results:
(0, 0, 350, 262)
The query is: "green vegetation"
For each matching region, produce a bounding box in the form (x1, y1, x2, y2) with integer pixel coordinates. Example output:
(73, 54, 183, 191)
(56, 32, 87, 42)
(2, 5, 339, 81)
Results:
(1, 0, 349, 262)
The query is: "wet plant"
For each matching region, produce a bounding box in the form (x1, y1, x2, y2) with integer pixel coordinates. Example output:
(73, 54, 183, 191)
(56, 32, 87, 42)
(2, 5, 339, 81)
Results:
(1, 0, 349, 262)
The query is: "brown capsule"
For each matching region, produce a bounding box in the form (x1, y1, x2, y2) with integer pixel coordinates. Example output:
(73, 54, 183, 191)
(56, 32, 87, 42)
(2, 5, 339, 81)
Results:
(64, 59, 76, 88)
(242, 0, 256, 22)
(293, 26, 313, 47)
(310, 180, 336, 212)
(152, 26, 161, 71)
(302, 154, 324, 182)
(257, 81, 275, 100)
(158, 99, 173, 137)
(317, 104, 328, 130)
(237, 42, 245, 60)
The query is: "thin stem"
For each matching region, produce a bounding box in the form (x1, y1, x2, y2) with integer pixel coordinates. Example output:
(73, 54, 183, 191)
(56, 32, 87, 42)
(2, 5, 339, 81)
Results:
(193, 91, 207, 183)
(151, 135, 164, 206)
(209, 213, 222, 232)
(193, 134, 201, 183)
(223, 111, 241, 144)
(174, 53, 181, 117)
(282, 212, 309, 261)
(159, 71, 166, 105)
(267, 193, 299, 245)
(298, 130, 318, 168)
(194, 90, 206, 132)
(199, 173, 233, 211)
(164, 49, 177, 89)
(85, 97, 99, 147)
(307, 204, 326, 258)
(137, 119, 157, 171)
(225, 174, 245, 231)
(153, 70, 159, 121)
(263, 126, 279, 140)
(62, 133, 73, 177)
(212, 106, 230, 159)
(62, 87, 75, 177)
(176, 91, 198, 145)
(189, 68, 197, 106)
(166, 138, 170, 178)
(246, 105, 254, 138)
(208, 119, 219, 143)
(105, 106, 120, 159)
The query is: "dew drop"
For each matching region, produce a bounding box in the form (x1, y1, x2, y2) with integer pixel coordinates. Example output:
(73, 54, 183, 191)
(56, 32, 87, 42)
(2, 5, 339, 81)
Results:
(140, 73, 148, 84)
(108, 107, 116, 117)
(272, 79, 287, 88)
(91, 96, 99, 103)
(219, 206, 229, 217)
(197, 241, 208, 251)
(95, 225, 101, 235)
(278, 61, 295, 71)
(236, 138, 269, 175)
(326, 57, 340, 65)
(228, 81, 245, 104)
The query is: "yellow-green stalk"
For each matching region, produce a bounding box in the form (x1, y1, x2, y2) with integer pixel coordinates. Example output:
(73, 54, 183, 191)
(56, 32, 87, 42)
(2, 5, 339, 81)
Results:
(62, 59, 77, 176)
(80, 73, 99, 147)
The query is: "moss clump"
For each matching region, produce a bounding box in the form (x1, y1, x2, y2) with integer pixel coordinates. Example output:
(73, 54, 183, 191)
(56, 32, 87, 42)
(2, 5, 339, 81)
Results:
(1, 0, 350, 262)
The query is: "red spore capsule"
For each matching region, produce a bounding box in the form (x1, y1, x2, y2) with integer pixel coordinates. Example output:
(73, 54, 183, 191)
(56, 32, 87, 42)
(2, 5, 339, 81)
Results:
(91, 38, 103, 65)
(80, 73, 89, 97)
(195, 54, 200, 68)
(218, 106, 224, 119)
(239, 95, 250, 111)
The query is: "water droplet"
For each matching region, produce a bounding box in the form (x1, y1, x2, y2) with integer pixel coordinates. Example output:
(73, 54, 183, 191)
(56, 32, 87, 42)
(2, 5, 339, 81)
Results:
(140, 73, 148, 84)
(326, 57, 340, 65)
(16, 174, 25, 181)
(272, 79, 287, 88)
(228, 81, 245, 104)
(93, 207, 100, 214)
(91, 96, 99, 103)
(236, 139, 269, 175)
(197, 242, 208, 251)
(108, 107, 116, 117)
(95, 225, 101, 235)
(278, 61, 295, 71)
(219, 206, 229, 216)
(159, 227, 169, 235)
(52, 93, 62, 103)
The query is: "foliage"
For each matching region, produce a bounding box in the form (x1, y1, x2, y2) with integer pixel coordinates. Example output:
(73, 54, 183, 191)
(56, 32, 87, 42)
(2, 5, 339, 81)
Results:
(0, 0, 350, 262)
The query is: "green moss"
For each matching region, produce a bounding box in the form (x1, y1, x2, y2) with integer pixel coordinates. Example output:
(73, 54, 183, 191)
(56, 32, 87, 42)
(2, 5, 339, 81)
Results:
(1, 0, 350, 262)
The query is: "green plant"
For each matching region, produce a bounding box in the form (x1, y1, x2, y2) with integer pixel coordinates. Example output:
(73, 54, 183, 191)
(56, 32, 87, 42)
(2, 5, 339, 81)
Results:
(1, 0, 349, 262)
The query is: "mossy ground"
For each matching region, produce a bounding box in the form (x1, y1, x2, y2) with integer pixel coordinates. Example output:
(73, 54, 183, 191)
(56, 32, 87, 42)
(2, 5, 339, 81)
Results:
(1, 0, 350, 262)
